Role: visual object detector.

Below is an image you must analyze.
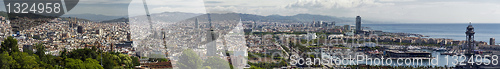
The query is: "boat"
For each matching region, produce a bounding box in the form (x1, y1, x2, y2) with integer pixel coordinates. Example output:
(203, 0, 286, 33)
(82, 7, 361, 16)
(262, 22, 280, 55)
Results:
(433, 47, 447, 51)
(407, 46, 421, 50)
(440, 50, 455, 55)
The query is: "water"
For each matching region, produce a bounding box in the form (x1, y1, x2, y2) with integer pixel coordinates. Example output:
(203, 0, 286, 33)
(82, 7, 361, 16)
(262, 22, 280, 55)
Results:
(363, 23, 500, 43)
(322, 49, 492, 67)
(317, 23, 499, 67)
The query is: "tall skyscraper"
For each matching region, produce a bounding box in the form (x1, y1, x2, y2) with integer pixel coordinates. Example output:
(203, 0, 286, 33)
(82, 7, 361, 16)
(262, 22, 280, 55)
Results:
(195, 18, 199, 29)
(206, 13, 217, 56)
(253, 20, 257, 29)
(77, 26, 84, 34)
(356, 16, 362, 34)
(491, 38, 495, 45)
(311, 21, 316, 27)
(322, 21, 328, 28)
(317, 21, 322, 27)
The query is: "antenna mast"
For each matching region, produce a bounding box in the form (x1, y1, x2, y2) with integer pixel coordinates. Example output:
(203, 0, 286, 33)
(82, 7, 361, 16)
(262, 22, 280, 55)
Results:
(142, 0, 156, 37)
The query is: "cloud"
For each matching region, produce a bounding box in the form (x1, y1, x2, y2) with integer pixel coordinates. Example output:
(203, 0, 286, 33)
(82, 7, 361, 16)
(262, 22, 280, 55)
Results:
(79, 0, 131, 4)
(353, 1, 500, 23)
(285, 0, 393, 9)
(151, 7, 206, 14)
(205, 1, 223, 4)
(126, 0, 207, 16)
(378, 0, 415, 2)
(68, 0, 500, 23)
(205, 5, 309, 16)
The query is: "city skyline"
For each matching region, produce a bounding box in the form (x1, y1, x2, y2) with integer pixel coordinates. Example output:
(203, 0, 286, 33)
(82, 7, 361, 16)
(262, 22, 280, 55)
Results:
(1, 0, 500, 23)
(2, 0, 500, 69)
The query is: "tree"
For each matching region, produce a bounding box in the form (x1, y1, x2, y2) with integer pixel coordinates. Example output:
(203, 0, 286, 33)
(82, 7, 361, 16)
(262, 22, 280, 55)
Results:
(38, 61, 54, 69)
(249, 65, 265, 69)
(34, 43, 45, 57)
(91, 46, 97, 51)
(1, 36, 19, 54)
(131, 56, 140, 66)
(118, 54, 133, 68)
(57, 49, 68, 66)
(68, 48, 98, 61)
(64, 58, 85, 69)
(177, 49, 203, 69)
(148, 58, 169, 62)
(64, 58, 103, 69)
(0, 52, 15, 69)
(101, 53, 118, 69)
(23, 48, 34, 55)
(158, 58, 169, 62)
(11, 52, 39, 69)
(83, 58, 104, 69)
(203, 56, 230, 69)
(34, 43, 57, 68)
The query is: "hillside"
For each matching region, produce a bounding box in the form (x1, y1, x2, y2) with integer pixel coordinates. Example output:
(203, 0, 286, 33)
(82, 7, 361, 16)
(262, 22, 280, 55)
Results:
(101, 12, 363, 23)
(62, 14, 126, 22)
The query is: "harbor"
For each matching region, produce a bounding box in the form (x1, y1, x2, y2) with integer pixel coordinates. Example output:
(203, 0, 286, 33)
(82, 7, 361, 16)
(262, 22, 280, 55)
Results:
(318, 45, 493, 67)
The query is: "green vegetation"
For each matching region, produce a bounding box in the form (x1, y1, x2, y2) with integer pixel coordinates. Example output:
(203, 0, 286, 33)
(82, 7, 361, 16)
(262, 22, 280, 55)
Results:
(177, 49, 203, 69)
(0, 52, 15, 69)
(148, 58, 169, 62)
(248, 65, 265, 69)
(0, 36, 139, 69)
(204, 56, 230, 69)
(177, 49, 233, 69)
(64, 58, 103, 69)
(247, 60, 288, 69)
(1, 36, 19, 54)
(131, 56, 140, 66)
(291, 41, 311, 52)
(280, 45, 290, 52)
(248, 52, 263, 60)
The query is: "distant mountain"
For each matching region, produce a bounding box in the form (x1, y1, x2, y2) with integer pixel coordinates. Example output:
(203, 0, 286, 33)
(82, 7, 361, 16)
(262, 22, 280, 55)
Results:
(62, 14, 125, 22)
(59, 17, 92, 22)
(6, 12, 59, 32)
(1, 11, 370, 24)
(239, 13, 356, 23)
(135, 12, 203, 22)
(99, 12, 375, 23)
(101, 17, 128, 23)
(101, 12, 204, 23)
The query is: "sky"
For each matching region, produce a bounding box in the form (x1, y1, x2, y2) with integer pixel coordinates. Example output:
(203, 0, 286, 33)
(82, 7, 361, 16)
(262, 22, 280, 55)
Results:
(1, 0, 500, 23)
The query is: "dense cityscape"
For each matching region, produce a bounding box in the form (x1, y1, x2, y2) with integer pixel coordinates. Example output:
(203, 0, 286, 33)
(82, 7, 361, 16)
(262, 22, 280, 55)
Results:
(1, 0, 500, 69)
(1, 11, 500, 69)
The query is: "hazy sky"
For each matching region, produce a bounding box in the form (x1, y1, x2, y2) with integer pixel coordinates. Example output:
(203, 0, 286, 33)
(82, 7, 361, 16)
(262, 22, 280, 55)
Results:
(2, 0, 500, 23)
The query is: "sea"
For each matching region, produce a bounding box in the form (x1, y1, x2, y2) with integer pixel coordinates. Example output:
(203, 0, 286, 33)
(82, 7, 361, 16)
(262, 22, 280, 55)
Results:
(333, 23, 499, 67)
(362, 23, 500, 44)
(325, 49, 490, 67)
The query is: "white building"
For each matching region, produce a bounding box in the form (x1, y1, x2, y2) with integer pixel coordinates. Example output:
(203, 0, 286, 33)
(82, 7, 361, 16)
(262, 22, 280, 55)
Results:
(328, 34, 344, 39)
(303, 33, 317, 40)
